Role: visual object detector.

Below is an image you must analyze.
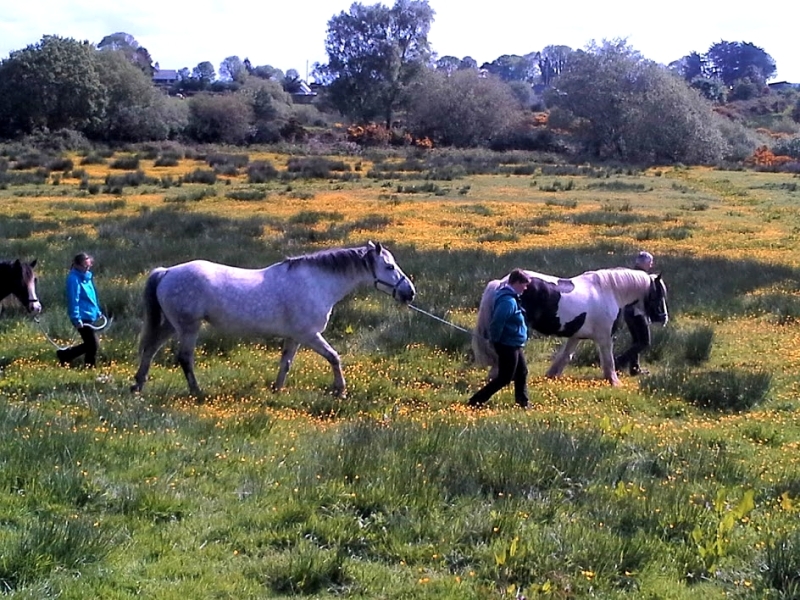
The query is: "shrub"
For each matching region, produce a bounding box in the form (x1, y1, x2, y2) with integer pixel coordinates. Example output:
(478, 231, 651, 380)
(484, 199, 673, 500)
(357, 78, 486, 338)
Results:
(104, 170, 155, 189)
(286, 156, 350, 178)
(225, 189, 268, 201)
(182, 169, 217, 184)
(154, 154, 180, 167)
(772, 136, 800, 159)
(682, 326, 714, 364)
(762, 529, 800, 597)
(347, 123, 391, 146)
(110, 155, 140, 170)
(164, 187, 216, 203)
(47, 156, 74, 172)
(640, 368, 771, 411)
(80, 152, 107, 165)
(206, 153, 249, 168)
(247, 160, 279, 183)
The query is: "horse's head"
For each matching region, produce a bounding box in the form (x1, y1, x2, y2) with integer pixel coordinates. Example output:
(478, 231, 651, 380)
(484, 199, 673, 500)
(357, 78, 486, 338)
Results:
(366, 241, 416, 303)
(644, 273, 668, 325)
(11, 259, 42, 314)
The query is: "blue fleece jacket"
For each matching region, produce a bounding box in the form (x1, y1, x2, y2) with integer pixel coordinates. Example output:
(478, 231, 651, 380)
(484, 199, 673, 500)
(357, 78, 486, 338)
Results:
(66, 268, 102, 326)
(489, 285, 527, 347)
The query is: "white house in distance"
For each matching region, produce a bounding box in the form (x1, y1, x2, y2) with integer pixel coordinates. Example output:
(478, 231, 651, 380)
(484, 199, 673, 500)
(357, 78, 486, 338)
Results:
(152, 68, 179, 88)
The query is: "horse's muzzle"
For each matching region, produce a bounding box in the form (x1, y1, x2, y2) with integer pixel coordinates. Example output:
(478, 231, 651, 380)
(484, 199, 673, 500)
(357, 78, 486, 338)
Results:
(397, 280, 416, 304)
(375, 276, 416, 304)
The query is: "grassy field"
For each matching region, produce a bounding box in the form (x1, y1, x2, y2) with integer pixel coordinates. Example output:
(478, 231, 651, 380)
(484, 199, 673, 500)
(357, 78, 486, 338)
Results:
(2, 145, 800, 598)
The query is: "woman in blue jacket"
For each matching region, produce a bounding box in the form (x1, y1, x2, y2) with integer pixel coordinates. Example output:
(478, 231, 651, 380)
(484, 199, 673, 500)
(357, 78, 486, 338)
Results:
(57, 253, 104, 367)
(468, 268, 531, 409)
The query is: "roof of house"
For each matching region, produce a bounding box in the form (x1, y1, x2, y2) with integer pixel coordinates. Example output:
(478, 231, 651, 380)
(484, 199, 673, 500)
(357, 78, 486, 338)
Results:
(153, 69, 179, 81)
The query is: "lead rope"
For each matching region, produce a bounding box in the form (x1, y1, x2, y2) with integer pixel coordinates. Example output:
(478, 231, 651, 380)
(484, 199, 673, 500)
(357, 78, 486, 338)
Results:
(407, 304, 474, 336)
(33, 314, 113, 351)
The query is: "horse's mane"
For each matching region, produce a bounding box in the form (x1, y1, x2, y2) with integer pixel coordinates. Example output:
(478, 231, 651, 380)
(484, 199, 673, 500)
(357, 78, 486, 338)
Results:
(283, 246, 370, 275)
(582, 267, 651, 291)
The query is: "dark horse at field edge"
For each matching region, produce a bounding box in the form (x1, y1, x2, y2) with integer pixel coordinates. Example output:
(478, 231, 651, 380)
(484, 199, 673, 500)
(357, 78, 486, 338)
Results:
(0, 259, 42, 315)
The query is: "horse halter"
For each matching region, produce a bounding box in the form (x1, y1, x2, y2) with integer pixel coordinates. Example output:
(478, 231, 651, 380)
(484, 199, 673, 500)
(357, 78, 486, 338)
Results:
(644, 278, 668, 323)
(16, 288, 40, 313)
(367, 254, 410, 300)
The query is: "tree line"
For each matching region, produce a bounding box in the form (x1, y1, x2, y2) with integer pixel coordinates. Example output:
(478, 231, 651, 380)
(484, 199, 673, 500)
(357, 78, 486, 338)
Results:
(0, 0, 797, 165)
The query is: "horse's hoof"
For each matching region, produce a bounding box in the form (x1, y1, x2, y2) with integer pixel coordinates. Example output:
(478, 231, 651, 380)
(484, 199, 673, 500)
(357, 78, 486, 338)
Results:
(130, 384, 141, 394)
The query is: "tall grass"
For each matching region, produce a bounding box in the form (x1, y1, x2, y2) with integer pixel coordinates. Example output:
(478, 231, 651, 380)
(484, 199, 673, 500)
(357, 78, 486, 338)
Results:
(2, 147, 800, 598)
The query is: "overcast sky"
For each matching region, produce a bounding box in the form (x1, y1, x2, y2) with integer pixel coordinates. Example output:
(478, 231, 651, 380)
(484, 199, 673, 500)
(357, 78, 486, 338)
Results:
(1, 0, 798, 83)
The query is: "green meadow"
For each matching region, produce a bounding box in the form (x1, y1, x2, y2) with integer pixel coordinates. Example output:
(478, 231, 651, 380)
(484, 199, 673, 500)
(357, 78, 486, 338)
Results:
(2, 145, 800, 598)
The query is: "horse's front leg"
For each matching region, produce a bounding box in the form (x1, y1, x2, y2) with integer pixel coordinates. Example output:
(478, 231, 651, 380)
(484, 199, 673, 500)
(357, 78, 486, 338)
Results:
(546, 337, 581, 378)
(273, 339, 301, 392)
(304, 332, 346, 396)
(595, 335, 621, 386)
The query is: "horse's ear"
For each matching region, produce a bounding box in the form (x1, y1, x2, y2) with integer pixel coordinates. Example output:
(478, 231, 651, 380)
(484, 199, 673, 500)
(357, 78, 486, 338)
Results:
(366, 240, 376, 250)
(13, 259, 21, 268)
(30, 259, 37, 268)
(375, 242, 383, 253)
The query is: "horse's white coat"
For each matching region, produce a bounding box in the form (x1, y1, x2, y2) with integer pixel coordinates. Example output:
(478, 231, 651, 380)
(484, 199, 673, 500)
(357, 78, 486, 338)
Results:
(473, 267, 668, 386)
(131, 242, 415, 396)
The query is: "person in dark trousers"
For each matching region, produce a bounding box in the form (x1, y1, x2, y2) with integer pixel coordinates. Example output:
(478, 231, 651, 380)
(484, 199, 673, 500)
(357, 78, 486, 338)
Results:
(468, 268, 531, 409)
(57, 252, 103, 368)
(615, 251, 654, 376)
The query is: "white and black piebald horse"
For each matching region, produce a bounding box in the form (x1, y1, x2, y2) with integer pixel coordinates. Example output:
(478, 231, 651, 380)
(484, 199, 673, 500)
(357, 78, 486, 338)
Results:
(131, 242, 415, 397)
(473, 267, 668, 386)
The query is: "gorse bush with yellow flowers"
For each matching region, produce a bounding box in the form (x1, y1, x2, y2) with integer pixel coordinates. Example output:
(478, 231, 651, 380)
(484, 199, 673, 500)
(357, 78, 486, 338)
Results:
(1, 142, 800, 598)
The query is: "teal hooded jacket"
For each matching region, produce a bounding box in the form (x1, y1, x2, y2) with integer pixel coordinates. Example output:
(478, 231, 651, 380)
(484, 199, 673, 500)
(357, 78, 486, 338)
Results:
(489, 285, 527, 347)
(66, 267, 102, 326)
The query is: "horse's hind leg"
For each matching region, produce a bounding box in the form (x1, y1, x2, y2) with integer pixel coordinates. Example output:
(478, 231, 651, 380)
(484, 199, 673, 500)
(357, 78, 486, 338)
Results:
(131, 321, 175, 393)
(546, 337, 581, 378)
(175, 326, 202, 398)
(304, 332, 345, 396)
(273, 339, 301, 392)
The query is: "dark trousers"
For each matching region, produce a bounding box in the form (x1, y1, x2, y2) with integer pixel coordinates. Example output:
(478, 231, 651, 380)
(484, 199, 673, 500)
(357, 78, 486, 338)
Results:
(615, 311, 650, 374)
(60, 326, 99, 367)
(469, 343, 529, 407)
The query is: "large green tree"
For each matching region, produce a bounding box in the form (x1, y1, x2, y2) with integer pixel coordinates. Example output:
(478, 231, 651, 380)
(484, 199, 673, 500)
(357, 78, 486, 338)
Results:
(405, 69, 523, 147)
(481, 53, 537, 83)
(186, 93, 253, 144)
(322, 0, 434, 127)
(0, 35, 105, 137)
(548, 40, 727, 163)
(91, 50, 186, 141)
(97, 32, 154, 76)
(219, 55, 247, 83)
(537, 45, 573, 87)
(706, 41, 776, 88)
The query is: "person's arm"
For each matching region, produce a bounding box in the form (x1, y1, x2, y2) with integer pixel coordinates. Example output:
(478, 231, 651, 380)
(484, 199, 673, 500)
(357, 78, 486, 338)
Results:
(91, 281, 103, 318)
(488, 297, 513, 342)
(65, 274, 83, 327)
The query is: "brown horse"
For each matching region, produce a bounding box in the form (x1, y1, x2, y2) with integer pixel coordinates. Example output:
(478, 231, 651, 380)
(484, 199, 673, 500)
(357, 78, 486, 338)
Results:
(0, 259, 42, 315)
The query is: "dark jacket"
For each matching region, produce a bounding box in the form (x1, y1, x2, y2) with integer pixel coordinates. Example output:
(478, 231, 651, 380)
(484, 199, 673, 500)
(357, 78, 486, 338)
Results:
(489, 285, 527, 347)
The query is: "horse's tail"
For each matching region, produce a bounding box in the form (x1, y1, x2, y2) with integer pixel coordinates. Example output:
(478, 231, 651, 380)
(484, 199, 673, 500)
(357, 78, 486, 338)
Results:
(138, 267, 169, 350)
(472, 279, 501, 367)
